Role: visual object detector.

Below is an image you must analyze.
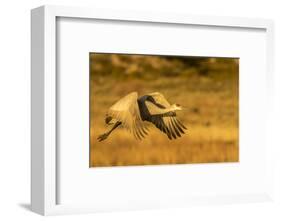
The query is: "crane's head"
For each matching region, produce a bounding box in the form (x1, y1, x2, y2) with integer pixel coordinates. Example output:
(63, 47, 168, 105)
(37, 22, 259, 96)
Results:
(172, 103, 183, 111)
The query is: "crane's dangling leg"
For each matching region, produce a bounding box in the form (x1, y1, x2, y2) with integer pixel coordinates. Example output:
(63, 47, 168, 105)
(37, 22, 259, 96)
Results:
(97, 121, 122, 142)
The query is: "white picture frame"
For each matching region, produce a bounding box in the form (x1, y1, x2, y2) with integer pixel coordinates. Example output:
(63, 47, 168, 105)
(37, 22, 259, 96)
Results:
(31, 5, 274, 216)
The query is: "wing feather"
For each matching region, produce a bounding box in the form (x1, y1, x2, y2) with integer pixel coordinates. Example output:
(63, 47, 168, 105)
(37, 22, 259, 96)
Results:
(150, 115, 186, 139)
(172, 117, 185, 134)
(164, 118, 176, 139)
(108, 92, 148, 140)
(170, 118, 181, 137)
(174, 117, 187, 130)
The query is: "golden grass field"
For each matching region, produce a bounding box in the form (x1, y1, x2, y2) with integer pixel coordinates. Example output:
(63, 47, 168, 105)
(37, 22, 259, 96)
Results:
(90, 54, 239, 167)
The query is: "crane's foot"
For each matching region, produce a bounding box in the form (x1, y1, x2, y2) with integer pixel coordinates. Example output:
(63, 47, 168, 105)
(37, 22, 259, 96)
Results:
(97, 133, 109, 142)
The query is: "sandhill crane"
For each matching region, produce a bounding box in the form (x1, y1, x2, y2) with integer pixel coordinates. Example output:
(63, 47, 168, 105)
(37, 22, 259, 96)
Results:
(97, 92, 187, 141)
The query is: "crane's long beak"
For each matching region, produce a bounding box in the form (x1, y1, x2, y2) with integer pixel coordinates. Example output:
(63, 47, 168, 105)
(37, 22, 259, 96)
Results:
(181, 107, 188, 111)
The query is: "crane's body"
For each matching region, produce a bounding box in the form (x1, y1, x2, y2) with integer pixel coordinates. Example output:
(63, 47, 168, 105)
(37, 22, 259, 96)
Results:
(97, 92, 187, 141)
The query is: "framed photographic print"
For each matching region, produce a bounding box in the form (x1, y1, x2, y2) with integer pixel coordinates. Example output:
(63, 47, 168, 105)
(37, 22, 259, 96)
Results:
(31, 5, 274, 215)
(89, 53, 239, 167)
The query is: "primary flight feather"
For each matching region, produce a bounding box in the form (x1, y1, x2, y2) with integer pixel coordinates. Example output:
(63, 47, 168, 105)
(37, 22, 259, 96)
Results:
(97, 92, 187, 141)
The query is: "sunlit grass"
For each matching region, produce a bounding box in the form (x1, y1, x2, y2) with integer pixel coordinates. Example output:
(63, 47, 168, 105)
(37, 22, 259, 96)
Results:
(90, 77, 238, 167)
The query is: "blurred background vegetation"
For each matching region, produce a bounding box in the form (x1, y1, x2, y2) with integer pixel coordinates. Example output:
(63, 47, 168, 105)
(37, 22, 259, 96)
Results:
(90, 53, 239, 167)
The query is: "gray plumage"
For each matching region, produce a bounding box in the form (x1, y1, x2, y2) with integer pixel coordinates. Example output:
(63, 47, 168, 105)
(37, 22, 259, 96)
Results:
(97, 92, 187, 141)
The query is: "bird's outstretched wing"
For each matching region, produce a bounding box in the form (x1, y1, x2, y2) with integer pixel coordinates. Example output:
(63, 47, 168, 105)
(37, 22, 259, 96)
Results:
(150, 115, 186, 139)
(148, 92, 171, 108)
(145, 92, 187, 139)
(108, 92, 148, 139)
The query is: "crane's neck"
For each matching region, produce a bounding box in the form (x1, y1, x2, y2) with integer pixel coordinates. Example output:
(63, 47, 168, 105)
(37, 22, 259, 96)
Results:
(155, 104, 181, 115)
(169, 104, 182, 111)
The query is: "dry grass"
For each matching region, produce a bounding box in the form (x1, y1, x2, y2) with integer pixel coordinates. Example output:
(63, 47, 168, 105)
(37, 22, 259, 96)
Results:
(90, 54, 239, 167)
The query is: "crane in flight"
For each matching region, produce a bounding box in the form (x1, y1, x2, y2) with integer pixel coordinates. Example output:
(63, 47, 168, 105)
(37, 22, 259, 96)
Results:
(97, 92, 187, 141)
